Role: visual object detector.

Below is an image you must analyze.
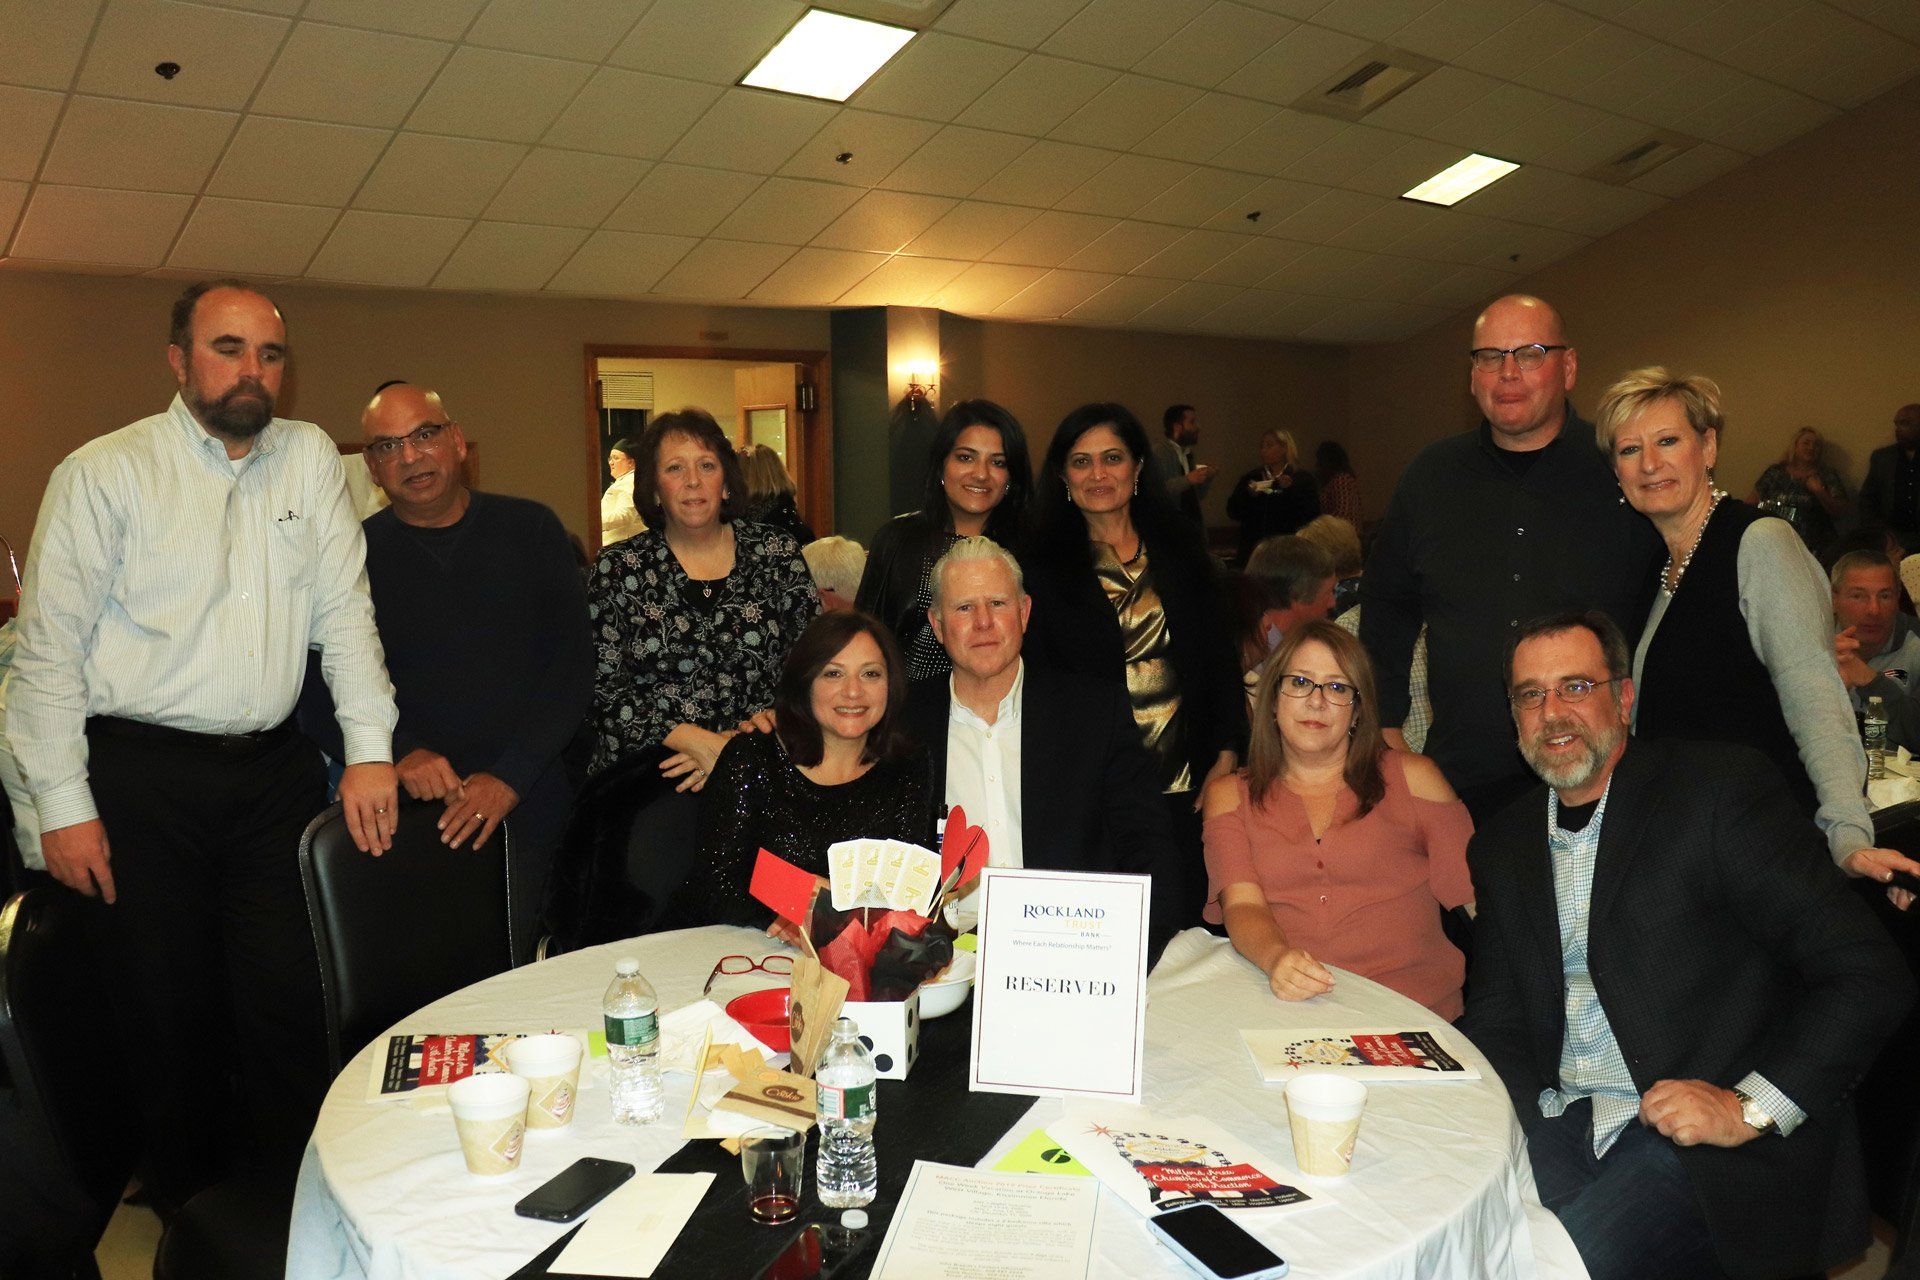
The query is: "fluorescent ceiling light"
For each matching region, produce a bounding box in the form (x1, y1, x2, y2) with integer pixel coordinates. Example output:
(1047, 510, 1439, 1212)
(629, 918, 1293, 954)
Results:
(742, 9, 916, 102)
(1402, 154, 1519, 206)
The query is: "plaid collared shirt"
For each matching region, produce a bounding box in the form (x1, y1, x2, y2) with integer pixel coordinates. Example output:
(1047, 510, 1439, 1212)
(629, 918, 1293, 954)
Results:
(1536, 784, 1804, 1155)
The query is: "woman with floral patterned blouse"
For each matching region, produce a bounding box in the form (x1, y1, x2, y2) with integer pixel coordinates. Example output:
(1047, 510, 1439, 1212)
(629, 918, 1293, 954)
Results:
(586, 409, 819, 788)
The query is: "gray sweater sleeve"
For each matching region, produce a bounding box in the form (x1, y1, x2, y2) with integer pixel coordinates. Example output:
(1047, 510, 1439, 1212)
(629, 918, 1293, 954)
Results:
(1737, 519, 1873, 864)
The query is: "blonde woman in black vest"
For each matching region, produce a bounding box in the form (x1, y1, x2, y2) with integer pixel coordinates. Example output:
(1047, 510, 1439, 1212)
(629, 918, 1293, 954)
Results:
(1597, 367, 1915, 904)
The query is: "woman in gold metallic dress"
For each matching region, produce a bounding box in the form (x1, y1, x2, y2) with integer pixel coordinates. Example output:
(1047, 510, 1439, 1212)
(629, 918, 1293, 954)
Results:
(1023, 403, 1248, 928)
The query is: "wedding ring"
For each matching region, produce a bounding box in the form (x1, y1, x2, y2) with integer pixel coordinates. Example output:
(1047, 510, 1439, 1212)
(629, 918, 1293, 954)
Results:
(374, 807, 387, 814)
(474, 812, 485, 820)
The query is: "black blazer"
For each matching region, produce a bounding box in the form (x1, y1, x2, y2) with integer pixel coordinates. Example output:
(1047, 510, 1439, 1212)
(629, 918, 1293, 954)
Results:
(904, 665, 1186, 960)
(856, 512, 944, 655)
(1461, 738, 1913, 1277)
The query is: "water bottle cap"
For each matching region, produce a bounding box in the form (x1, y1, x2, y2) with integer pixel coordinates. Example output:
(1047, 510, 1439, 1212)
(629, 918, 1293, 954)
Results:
(833, 1015, 859, 1036)
(841, 1209, 868, 1230)
(615, 957, 640, 976)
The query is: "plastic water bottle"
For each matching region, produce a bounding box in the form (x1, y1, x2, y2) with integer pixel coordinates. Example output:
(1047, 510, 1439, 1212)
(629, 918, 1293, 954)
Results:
(603, 958, 661, 1124)
(815, 1017, 878, 1207)
(1866, 696, 1888, 781)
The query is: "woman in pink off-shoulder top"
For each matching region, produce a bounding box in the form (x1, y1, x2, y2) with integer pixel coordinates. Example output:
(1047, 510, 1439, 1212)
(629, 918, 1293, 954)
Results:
(1202, 619, 1475, 1019)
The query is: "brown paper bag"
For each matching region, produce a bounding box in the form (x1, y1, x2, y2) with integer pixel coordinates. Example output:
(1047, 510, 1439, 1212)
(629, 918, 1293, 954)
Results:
(787, 955, 850, 1078)
(713, 1068, 818, 1131)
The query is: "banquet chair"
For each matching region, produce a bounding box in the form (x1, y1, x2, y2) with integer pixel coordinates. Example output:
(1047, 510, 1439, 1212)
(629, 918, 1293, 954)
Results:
(0, 887, 141, 1279)
(152, 1172, 294, 1280)
(298, 798, 521, 1077)
(541, 746, 692, 955)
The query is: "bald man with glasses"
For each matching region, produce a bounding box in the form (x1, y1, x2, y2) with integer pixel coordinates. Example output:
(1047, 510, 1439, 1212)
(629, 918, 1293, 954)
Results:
(1361, 294, 1660, 823)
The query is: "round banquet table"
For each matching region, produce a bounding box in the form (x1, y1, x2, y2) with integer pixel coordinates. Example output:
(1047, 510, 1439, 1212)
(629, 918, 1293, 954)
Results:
(286, 926, 1584, 1280)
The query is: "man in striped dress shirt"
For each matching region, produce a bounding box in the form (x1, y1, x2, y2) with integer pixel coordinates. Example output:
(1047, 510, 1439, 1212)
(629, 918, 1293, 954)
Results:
(5, 280, 398, 1211)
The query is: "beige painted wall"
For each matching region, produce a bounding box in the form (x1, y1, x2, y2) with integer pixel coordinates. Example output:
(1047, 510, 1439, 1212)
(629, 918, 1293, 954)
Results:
(0, 271, 828, 556)
(1346, 77, 1920, 518)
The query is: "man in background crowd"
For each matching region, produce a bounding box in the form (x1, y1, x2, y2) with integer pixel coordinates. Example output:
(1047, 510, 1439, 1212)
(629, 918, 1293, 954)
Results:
(1362, 294, 1659, 821)
(1859, 403, 1920, 551)
(6, 279, 397, 1210)
(1154, 403, 1214, 527)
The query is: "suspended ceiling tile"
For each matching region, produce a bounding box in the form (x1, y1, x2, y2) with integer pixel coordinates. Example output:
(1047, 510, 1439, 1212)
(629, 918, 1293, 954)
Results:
(954, 55, 1118, 138)
(1284, 122, 1412, 189)
(1219, 175, 1327, 229)
(0, 180, 31, 246)
(300, 0, 490, 41)
(1139, 3, 1300, 88)
(78, 0, 289, 109)
(933, 0, 1085, 49)
(1834, 0, 1920, 42)
(995, 268, 1121, 317)
(405, 46, 595, 144)
(546, 228, 698, 295)
(354, 134, 527, 218)
(836, 254, 971, 306)
(484, 149, 651, 228)
(167, 197, 337, 276)
(1135, 228, 1255, 279)
(1130, 279, 1242, 328)
(206, 117, 392, 206)
(812, 190, 958, 253)
(3, 0, 102, 91)
(1065, 273, 1181, 323)
(968, 139, 1116, 208)
(1627, 141, 1746, 198)
(665, 89, 839, 175)
(41, 97, 235, 194)
(981, 210, 1121, 267)
(1043, 0, 1212, 69)
(0, 86, 65, 182)
(1054, 153, 1196, 219)
(608, 0, 804, 84)
(1326, 198, 1446, 253)
(1392, 0, 1533, 62)
(252, 22, 452, 128)
(1131, 166, 1264, 228)
(0, 257, 145, 276)
(650, 239, 797, 299)
(1051, 75, 1203, 151)
(1263, 185, 1388, 243)
(1454, 2, 1603, 79)
(924, 261, 1050, 314)
(604, 163, 763, 237)
(1311, 0, 1442, 42)
(431, 221, 590, 292)
(1338, 134, 1472, 201)
(465, 0, 650, 61)
(1136, 93, 1281, 163)
(748, 247, 887, 304)
(782, 111, 941, 187)
(1521, 22, 1656, 96)
(712, 176, 863, 245)
(1196, 235, 1310, 285)
(901, 201, 1043, 259)
(1529, 112, 1662, 175)
(1361, 65, 1499, 135)
(11, 185, 192, 266)
(307, 209, 471, 285)
(1217, 23, 1372, 105)
(1059, 220, 1191, 274)
(540, 68, 723, 160)
(1209, 108, 1344, 176)
(850, 32, 1021, 122)
(878, 125, 1033, 199)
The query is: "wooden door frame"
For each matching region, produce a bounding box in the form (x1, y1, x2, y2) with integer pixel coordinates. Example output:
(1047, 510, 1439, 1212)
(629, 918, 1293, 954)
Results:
(584, 344, 834, 546)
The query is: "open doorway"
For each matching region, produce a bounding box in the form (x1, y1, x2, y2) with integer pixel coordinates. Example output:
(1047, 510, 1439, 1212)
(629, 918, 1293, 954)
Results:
(584, 345, 833, 549)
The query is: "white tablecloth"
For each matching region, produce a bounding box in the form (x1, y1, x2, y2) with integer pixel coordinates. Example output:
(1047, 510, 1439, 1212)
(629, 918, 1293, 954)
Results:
(287, 926, 1583, 1280)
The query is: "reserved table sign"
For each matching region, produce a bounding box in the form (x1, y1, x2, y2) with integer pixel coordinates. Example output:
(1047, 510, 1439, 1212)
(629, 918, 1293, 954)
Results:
(969, 868, 1150, 1102)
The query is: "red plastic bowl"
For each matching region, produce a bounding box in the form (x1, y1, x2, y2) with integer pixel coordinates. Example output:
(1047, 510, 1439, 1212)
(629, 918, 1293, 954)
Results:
(726, 988, 793, 1053)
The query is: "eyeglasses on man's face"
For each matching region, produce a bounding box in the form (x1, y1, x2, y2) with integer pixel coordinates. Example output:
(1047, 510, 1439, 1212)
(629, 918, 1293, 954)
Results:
(1508, 677, 1615, 711)
(1469, 344, 1569, 372)
(1278, 674, 1358, 706)
(365, 422, 452, 461)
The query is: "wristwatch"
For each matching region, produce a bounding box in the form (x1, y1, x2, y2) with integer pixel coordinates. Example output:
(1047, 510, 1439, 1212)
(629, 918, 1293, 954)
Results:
(1733, 1089, 1777, 1135)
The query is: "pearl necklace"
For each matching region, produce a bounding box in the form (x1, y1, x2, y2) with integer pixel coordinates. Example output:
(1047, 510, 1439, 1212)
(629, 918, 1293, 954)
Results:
(1661, 488, 1727, 595)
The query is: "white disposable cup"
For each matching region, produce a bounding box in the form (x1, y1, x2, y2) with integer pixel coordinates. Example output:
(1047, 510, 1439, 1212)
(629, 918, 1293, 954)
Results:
(506, 1034, 584, 1132)
(1284, 1073, 1367, 1177)
(448, 1073, 531, 1176)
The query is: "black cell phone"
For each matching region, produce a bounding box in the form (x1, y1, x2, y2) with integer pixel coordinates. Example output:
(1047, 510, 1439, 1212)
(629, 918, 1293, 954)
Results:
(1147, 1203, 1288, 1279)
(755, 1222, 873, 1280)
(513, 1157, 636, 1223)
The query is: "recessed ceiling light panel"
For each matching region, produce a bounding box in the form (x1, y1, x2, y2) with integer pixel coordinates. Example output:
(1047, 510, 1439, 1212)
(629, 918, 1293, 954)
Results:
(1402, 153, 1519, 206)
(742, 9, 916, 102)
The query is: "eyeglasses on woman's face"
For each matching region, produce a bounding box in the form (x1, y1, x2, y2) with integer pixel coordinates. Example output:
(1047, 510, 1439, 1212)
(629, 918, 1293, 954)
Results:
(1278, 674, 1358, 706)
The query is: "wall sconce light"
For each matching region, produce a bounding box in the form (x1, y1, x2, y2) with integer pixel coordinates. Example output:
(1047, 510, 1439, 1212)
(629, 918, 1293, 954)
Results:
(903, 362, 938, 407)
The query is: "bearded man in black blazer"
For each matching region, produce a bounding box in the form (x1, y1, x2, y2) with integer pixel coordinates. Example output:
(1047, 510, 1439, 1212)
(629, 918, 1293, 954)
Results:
(1463, 609, 1912, 1280)
(903, 537, 1184, 960)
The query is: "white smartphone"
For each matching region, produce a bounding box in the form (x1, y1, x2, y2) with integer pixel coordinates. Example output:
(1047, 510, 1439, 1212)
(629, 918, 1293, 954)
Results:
(1146, 1203, 1290, 1280)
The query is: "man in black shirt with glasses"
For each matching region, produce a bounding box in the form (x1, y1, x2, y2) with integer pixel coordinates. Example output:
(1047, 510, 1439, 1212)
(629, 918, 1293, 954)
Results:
(1361, 294, 1659, 822)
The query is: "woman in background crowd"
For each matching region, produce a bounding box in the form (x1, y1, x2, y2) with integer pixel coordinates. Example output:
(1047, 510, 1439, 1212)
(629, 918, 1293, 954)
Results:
(1749, 425, 1850, 556)
(1315, 440, 1363, 528)
(1025, 402, 1247, 923)
(682, 611, 931, 931)
(1204, 621, 1473, 1019)
(1600, 369, 1915, 904)
(1227, 429, 1320, 566)
(599, 435, 645, 548)
(742, 443, 815, 547)
(586, 409, 819, 786)
(857, 399, 1032, 679)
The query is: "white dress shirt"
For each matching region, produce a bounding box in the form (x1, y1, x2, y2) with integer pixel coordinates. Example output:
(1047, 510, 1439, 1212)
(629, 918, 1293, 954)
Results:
(6, 395, 396, 832)
(600, 471, 645, 547)
(945, 661, 1025, 923)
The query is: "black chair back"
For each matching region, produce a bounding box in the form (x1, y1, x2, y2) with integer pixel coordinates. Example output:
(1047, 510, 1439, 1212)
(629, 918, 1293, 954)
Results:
(0, 887, 142, 1274)
(298, 799, 519, 1075)
(543, 747, 698, 955)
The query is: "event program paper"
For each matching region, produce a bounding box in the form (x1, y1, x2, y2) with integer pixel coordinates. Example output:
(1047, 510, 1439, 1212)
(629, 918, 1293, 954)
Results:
(871, 1162, 1099, 1280)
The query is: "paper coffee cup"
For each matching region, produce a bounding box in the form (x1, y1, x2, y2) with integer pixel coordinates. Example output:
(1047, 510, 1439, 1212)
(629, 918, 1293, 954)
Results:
(507, 1034, 584, 1132)
(1285, 1073, 1367, 1177)
(449, 1073, 530, 1176)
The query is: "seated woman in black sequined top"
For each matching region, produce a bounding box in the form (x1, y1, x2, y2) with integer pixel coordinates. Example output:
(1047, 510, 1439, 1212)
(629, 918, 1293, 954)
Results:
(678, 610, 934, 932)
